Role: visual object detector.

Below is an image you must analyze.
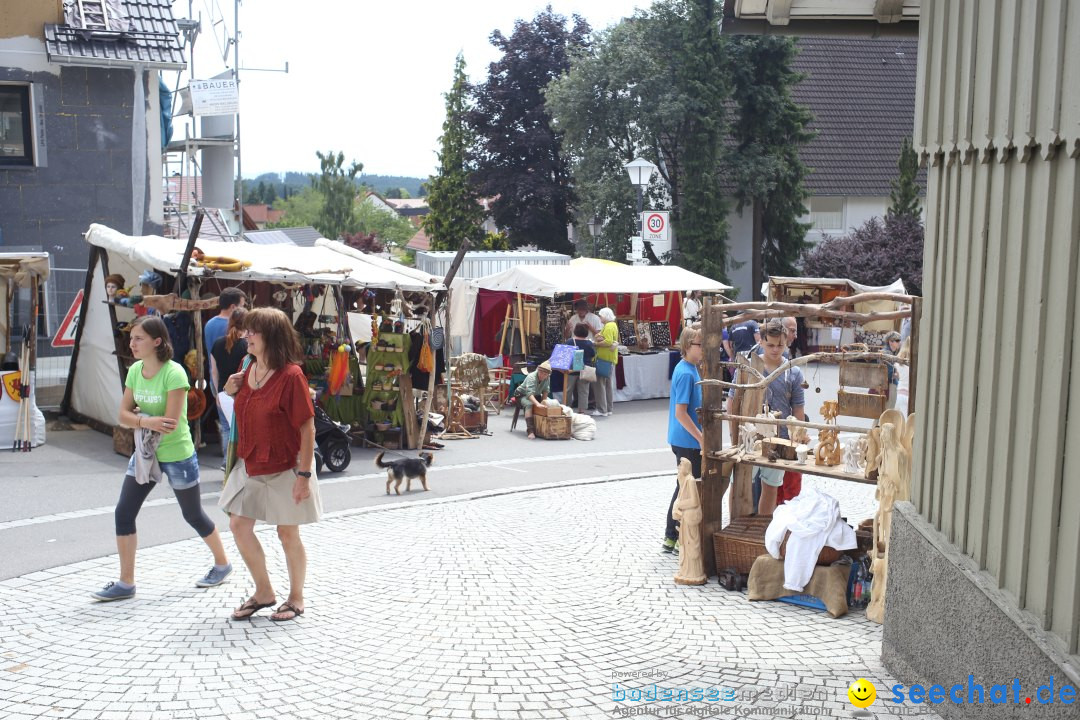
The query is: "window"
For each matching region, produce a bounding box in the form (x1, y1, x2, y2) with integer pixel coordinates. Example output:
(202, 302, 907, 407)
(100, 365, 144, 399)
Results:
(810, 197, 844, 231)
(0, 84, 34, 167)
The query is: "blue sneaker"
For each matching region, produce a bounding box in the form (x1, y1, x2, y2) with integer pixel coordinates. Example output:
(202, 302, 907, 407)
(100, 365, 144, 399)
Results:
(91, 581, 135, 602)
(195, 563, 233, 588)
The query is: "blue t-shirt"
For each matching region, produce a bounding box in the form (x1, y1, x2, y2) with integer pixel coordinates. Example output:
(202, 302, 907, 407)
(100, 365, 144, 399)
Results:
(729, 320, 760, 354)
(204, 315, 228, 387)
(668, 359, 702, 449)
(764, 365, 806, 439)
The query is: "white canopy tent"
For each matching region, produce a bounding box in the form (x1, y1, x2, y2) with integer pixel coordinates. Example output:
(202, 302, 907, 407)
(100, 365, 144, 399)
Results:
(450, 261, 731, 354)
(67, 225, 443, 429)
(473, 263, 731, 297)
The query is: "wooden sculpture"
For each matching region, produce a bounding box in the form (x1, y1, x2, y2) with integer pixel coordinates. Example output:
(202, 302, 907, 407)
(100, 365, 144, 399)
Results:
(866, 412, 914, 624)
(815, 400, 842, 466)
(672, 458, 706, 586)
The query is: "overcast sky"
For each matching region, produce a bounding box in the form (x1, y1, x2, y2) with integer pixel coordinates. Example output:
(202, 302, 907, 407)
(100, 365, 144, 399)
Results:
(170, 0, 647, 180)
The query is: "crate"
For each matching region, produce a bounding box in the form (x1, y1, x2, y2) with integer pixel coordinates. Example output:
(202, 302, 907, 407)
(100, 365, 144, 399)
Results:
(535, 413, 571, 440)
(461, 409, 487, 432)
(532, 403, 563, 417)
(712, 516, 772, 574)
(113, 426, 134, 457)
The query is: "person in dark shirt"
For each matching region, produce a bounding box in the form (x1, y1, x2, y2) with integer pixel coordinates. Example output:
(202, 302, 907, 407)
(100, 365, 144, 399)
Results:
(564, 323, 597, 414)
(728, 318, 760, 356)
(210, 308, 248, 467)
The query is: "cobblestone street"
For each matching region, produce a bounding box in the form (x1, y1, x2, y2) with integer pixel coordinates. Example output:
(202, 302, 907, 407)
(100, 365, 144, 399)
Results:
(0, 473, 938, 720)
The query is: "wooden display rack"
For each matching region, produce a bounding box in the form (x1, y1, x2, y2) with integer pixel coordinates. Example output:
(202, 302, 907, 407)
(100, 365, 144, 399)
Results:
(690, 292, 921, 623)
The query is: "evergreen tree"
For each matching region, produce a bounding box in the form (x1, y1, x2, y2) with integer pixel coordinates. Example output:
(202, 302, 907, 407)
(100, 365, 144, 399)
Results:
(668, 0, 729, 281)
(262, 183, 278, 205)
(888, 136, 921, 219)
(724, 35, 814, 288)
(423, 54, 486, 251)
(312, 150, 363, 240)
(468, 7, 590, 253)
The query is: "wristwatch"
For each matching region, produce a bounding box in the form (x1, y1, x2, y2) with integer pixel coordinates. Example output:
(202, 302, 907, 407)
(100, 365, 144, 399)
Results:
(295, 470, 312, 478)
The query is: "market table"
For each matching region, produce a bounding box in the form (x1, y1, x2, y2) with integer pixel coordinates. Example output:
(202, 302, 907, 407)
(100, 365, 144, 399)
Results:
(613, 350, 679, 402)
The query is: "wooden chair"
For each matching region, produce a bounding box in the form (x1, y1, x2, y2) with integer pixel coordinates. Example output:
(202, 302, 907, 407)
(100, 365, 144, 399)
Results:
(486, 366, 511, 414)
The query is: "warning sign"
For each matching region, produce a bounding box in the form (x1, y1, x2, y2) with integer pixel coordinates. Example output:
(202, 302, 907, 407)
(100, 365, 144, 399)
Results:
(52, 289, 83, 348)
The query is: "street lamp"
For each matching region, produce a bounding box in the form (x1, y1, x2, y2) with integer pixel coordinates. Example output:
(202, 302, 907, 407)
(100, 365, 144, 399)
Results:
(587, 216, 601, 257)
(624, 157, 657, 261)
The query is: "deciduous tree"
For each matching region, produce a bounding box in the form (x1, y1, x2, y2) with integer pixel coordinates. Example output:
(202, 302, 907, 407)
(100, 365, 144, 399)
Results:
(312, 150, 363, 240)
(468, 7, 589, 253)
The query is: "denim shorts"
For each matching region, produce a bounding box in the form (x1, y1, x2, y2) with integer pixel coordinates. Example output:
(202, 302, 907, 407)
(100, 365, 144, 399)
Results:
(126, 453, 201, 491)
(754, 466, 785, 488)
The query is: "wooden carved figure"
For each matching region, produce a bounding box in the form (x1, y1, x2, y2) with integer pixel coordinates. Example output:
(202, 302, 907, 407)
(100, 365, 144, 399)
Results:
(866, 413, 914, 624)
(815, 400, 842, 466)
(672, 458, 706, 585)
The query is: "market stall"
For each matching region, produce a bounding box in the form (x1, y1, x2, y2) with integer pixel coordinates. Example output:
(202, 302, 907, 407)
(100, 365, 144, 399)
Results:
(764, 276, 907, 351)
(63, 224, 442, 452)
(686, 293, 919, 622)
(0, 252, 49, 449)
(465, 261, 731, 401)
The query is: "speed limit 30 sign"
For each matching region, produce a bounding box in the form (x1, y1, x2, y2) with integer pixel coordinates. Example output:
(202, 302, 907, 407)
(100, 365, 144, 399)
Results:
(642, 211, 670, 243)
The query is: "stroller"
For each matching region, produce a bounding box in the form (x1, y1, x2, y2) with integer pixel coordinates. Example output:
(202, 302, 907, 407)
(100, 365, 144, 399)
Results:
(313, 401, 352, 473)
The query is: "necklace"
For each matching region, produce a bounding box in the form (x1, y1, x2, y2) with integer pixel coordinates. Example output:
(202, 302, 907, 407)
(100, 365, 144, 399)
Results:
(254, 364, 273, 389)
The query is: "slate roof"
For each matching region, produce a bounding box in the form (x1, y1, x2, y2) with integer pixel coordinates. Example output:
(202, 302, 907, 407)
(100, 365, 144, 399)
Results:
(44, 0, 186, 70)
(791, 36, 925, 196)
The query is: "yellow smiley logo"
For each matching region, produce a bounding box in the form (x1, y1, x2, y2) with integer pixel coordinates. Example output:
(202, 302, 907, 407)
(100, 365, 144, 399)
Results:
(848, 678, 877, 708)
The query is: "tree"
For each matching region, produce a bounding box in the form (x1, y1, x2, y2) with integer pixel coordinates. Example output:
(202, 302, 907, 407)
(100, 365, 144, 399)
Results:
(312, 150, 363, 240)
(423, 53, 487, 251)
(267, 186, 323, 228)
(341, 230, 384, 254)
(262, 183, 278, 205)
(888, 136, 921, 219)
(468, 7, 590, 253)
(355, 201, 416, 249)
(800, 214, 924, 295)
(668, 0, 729, 281)
(724, 35, 814, 289)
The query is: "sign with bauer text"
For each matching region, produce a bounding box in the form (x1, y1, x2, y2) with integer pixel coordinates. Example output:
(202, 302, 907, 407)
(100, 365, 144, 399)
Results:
(190, 78, 239, 116)
(642, 211, 670, 244)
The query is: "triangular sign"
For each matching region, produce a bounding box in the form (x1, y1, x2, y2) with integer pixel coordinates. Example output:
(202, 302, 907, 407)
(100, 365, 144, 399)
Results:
(52, 289, 83, 348)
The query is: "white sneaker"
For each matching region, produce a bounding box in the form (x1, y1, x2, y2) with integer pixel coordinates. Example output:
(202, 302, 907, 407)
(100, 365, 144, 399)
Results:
(588, 409, 602, 416)
(604, 411, 613, 417)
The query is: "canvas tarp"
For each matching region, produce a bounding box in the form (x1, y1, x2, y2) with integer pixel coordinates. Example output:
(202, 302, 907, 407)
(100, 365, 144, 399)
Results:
(470, 263, 731, 297)
(763, 276, 907, 301)
(85, 224, 443, 292)
(70, 225, 443, 428)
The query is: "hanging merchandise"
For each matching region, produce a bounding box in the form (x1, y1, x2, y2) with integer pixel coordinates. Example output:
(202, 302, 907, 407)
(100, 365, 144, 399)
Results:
(328, 344, 350, 395)
(418, 328, 435, 373)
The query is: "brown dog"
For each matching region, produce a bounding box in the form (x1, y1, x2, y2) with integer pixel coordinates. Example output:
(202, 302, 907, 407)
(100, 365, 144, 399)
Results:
(376, 452, 434, 495)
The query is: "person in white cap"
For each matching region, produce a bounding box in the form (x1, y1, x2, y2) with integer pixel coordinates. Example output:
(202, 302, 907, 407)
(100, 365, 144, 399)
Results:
(513, 360, 552, 439)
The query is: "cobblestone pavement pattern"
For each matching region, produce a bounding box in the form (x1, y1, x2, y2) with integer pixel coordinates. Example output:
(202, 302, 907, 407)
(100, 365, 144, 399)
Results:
(0, 474, 939, 720)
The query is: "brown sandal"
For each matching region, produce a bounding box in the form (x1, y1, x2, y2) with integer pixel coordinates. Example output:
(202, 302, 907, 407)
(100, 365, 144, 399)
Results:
(270, 601, 305, 622)
(231, 597, 275, 620)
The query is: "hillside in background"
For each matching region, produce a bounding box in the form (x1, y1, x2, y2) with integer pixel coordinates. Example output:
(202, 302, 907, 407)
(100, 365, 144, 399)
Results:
(242, 172, 426, 201)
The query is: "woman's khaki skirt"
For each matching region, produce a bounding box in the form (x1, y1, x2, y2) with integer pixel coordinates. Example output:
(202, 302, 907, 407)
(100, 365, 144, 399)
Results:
(219, 459, 322, 525)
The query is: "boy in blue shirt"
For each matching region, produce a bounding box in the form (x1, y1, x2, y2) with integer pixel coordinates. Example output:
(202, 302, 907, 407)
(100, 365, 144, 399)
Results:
(663, 326, 704, 553)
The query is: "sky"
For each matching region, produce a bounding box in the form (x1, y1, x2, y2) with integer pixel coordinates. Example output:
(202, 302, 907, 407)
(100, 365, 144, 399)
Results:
(170, 0, 648, 180)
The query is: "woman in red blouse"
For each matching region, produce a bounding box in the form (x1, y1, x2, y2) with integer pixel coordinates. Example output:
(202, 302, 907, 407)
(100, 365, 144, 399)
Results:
(219, 307, 320, 621)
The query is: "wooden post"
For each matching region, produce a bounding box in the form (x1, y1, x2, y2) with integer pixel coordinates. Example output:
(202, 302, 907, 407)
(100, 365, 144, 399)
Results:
(497, 303, 511, 357)
(516, 293, 528, 356)
(699, 298, 731, 576)
(417, 240, 469, 452)
(908, 297, 921, 411)
(399, 371, 420, 450)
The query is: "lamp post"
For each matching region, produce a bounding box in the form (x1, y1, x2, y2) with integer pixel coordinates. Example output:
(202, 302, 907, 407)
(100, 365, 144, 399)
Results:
(624, 157, 657, 263)
(587, 216, 601, 257)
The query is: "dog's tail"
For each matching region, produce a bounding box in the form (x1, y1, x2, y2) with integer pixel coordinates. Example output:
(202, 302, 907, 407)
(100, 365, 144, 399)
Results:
(374, 452, 391, 468)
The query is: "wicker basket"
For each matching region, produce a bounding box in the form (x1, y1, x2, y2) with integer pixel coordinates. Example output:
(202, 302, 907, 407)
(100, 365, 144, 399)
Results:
(713, 516, 772, 574)
(535, 413, 571, 440)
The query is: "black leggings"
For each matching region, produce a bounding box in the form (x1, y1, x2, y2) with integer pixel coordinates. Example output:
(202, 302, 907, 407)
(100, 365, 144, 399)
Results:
(114, 475, 216, 538)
